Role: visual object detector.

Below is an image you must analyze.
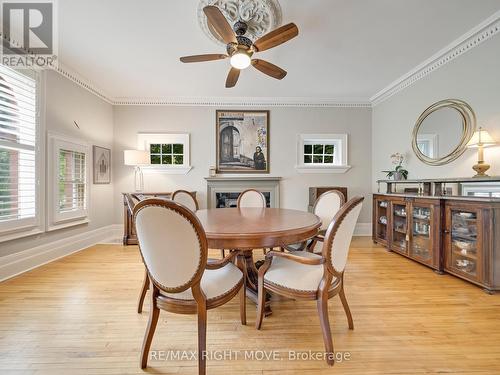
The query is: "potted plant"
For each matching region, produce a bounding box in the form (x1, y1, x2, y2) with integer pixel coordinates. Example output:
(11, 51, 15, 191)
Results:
(383, 153, 409, 180)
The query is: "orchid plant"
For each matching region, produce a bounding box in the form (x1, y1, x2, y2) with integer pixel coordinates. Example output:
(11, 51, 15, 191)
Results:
(383, 152, 409, 180)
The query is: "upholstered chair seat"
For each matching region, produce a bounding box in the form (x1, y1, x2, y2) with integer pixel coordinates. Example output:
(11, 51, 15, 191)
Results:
(161, 262, 243, 300)
(263, 252, 328, 292)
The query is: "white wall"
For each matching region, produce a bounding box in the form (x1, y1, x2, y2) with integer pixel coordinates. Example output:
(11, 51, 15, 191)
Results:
(0, 70, 115, 258)
(113, 105, 373, 224)
(372, 35, 500, 188)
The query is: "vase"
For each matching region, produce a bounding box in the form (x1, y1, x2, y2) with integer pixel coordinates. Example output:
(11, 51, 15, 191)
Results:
(393, 172, 403, 181)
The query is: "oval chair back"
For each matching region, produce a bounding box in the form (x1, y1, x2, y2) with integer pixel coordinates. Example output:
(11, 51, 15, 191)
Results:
(322, 196, 364, 275)
(133, 199, 207, 294)
(172, 190, 199, 212)
(237, 189, 266, 208)
(313, 190, 345, 231)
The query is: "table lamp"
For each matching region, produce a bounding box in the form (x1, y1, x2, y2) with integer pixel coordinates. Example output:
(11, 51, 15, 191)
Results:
(124, 150, 150, 191)
(466, 127, 497, 177)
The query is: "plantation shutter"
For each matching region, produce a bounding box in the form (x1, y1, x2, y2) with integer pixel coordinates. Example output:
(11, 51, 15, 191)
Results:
(58, 149, 86, 214)
(0, 65, 37, 232)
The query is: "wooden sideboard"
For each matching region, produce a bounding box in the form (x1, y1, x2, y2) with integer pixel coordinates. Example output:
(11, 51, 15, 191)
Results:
(373, 193, 500, 293)
(122, 192, 196, 245)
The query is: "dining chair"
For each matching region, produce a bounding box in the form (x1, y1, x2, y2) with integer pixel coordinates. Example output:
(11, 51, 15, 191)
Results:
(137, 190, 200, 313)
(237, 188, 267, 208)
(235, 189, 268, 255)
(286, 190, 345, 253)
(133, 198, 246, 374)
(256, 196, 364, 366)
(172, 189, 199, 212)
(221, 188, 268, 257)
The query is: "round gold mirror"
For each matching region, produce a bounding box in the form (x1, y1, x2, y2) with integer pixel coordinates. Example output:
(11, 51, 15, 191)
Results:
(412, 99, 476, 166)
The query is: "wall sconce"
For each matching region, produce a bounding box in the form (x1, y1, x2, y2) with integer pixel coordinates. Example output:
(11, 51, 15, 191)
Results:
(124, 150, 150, 192)
(466, 127, 498, 177)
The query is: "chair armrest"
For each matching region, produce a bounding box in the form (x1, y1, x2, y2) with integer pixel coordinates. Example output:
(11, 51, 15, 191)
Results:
(265, 251, 325, 265)
(206, 251, 238, 270)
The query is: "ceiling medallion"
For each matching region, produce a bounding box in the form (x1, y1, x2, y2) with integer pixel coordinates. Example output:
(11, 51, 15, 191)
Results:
(197, 0, 283, 46)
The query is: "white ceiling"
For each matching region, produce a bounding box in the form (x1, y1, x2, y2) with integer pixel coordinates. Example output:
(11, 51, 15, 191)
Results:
(58, 0, 500, 101)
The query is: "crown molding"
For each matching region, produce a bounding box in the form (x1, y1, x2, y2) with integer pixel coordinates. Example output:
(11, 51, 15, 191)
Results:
(112, 97, 371, 108)
(370, 10, 500, 106)
(52, 63, 114, 104)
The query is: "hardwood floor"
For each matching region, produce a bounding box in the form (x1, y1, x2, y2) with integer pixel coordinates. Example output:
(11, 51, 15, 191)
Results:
(1, 237, 500, 374)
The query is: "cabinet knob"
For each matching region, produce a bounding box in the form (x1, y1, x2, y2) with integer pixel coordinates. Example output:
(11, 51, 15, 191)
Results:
(443, 229, 450, 234)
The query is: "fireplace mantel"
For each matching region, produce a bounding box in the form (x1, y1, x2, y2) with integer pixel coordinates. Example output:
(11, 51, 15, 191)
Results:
(205, 177, 281, 208)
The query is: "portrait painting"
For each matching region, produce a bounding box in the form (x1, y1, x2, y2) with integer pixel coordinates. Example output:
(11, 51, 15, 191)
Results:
(216, 110, 269, 173)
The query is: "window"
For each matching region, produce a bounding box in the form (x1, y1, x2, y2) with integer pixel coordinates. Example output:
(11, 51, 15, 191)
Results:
(0, 65, 41, 241)
(296, 134, 350, 173)
(137, 133, 192, 174)
(48, 133, 90, 230)
(303, 143, 336, 165)
(149, 143, 184, 165)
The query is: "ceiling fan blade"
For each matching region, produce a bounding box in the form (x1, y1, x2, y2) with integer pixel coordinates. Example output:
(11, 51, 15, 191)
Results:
(204, 6, 237, 44)
(252, 59, 287, 80)
(180, 54, 228, 63)
(253, 23, 299, 52)
(225, 68, 240, 88)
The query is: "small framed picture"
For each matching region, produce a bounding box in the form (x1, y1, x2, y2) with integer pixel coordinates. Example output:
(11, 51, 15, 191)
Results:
(216, 110, 270, 173)
(93, 145, 111, 184)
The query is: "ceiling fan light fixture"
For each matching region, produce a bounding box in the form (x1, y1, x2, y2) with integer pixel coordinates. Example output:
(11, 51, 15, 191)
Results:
(230, 52, 251, 70)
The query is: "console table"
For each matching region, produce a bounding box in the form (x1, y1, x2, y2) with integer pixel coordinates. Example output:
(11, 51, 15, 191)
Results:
(373, 177, 500, 293)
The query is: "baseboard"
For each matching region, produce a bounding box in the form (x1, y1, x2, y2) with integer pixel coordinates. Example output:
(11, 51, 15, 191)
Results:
(0, 224, 121, 282)
(354, 222, 372, 237)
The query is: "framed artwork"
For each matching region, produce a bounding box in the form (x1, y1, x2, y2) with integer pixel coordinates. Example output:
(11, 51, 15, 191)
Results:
(93, 145, 111, 184)
(216, 110, 270, 173)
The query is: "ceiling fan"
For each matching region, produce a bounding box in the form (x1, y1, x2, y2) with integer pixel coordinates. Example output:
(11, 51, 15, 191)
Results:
(180, 5, 299, 88)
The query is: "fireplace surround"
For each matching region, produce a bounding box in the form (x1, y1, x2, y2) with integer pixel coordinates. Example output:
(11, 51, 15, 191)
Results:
(205, 177, 281, 209)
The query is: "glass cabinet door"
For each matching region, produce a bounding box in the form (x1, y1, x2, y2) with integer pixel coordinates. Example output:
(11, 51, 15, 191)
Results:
(409, 205, 433, 263)
(391, 202, 408, 254)
(375, 199, 389, 243)
(445, 207, 482, 282)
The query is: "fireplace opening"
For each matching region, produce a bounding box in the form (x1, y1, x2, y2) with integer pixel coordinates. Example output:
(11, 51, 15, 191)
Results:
(215, 192, 271, 208)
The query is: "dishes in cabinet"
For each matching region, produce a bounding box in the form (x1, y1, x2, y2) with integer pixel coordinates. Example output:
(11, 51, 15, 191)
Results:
(457, 212, 475, 219)
(413, 208, 430, 220)
(414, 222, 430, 235)
(455, 259, 476, 273)
(453, 239, 476, 251)
(379, 201, 388, 208)
(379, 216, 388, 225)
(394, 207, 407, 217)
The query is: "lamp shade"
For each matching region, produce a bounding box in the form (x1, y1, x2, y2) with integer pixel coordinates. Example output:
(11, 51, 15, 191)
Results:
(467, 127, 497, 148)
(124, 150, 150, 166)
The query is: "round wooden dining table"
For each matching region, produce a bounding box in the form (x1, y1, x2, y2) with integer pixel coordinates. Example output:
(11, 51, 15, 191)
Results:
(196, 207, 321, 315)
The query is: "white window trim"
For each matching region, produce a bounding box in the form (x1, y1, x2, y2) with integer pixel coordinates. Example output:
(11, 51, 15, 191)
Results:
(295, 134, 351, 174)
(47, 131, 90, 231)
(0, 69, 45, 243)
(137, 133, 192, 175)
(417, 134, 438, 158)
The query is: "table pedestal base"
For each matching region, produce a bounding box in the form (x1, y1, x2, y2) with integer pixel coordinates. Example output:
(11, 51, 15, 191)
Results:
(237, 250, 272, 316)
